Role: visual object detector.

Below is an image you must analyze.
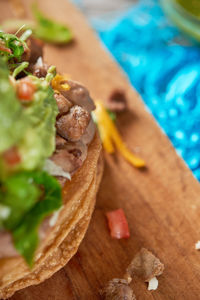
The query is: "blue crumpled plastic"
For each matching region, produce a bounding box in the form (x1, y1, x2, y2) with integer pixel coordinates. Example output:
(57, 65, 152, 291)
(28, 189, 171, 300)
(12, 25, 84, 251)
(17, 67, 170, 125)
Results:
(90, 0, 200, 180)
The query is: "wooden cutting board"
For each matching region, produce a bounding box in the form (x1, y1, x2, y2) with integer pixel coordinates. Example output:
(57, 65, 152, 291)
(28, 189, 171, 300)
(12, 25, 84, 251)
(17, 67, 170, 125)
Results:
(2, 0, 200, 299)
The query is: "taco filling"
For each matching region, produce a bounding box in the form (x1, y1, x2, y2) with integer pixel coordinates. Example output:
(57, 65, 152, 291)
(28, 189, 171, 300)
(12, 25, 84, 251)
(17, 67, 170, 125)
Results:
(0, 30, 96, 266)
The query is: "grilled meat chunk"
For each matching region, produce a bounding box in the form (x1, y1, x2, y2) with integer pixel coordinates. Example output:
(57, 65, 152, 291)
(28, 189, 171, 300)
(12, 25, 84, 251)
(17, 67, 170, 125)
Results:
(81, 119, 96, 145)
(51, 136, 87, 174)
(54, 92, 73, 118)
(61, 80, 95, 113)
(56, 105, 90, 142)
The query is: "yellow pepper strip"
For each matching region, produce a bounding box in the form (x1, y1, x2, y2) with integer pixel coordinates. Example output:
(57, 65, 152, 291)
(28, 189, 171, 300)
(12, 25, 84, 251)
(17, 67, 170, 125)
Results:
(51, 74, 71, 91)
(93, 100, 145, 168)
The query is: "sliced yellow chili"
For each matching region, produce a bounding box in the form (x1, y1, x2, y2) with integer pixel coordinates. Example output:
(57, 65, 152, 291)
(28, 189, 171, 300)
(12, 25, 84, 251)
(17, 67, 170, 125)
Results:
(93, 100, 145, 168)
(51, 74, 71, 91)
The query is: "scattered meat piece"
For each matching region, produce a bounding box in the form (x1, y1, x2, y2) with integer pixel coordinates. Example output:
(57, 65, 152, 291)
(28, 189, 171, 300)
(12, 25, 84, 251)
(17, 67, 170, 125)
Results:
(56, 105, 90, 142)
(54, 93, 73, 118)
(100, 279, 136, 300)
(106, 89, 127, 113)
(195, 241, 200, 250)
(106, 209, 130, 239)
(61, 80, 95, 113)
(81, 119, 96, 145)
(51, 138, 87, 174)
(125, 248, 164, 282)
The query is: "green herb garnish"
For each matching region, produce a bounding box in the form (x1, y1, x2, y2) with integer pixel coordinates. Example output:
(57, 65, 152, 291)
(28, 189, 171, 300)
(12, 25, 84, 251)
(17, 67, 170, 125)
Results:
(32, 4, 73, 44)
(0, 171, 62, 266)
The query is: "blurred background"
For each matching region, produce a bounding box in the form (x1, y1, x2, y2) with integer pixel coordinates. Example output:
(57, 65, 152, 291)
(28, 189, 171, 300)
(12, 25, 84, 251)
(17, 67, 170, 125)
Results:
(73, 0, 200, 181)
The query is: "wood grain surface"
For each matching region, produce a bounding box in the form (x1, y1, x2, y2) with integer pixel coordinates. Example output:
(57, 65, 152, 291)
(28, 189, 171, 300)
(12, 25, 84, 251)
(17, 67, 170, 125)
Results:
(2, 0, 200, 299)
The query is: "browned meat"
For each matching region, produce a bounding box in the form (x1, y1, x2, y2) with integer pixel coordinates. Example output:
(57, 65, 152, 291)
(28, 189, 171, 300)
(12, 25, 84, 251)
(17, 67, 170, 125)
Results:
(54, 93, 73, 118)
(107, 89, 127, 113)
(51, 137, 87, 174)
(56, 105, 90, 142)
(22, 37, 43, 65)
(27, 37, 44, 65)
(61, 80, 95, 113)
(100, 279, 136, 300)
(81, 119, 96, 145)
(56, 134, 68, 148)
(124, 248, 164, 282)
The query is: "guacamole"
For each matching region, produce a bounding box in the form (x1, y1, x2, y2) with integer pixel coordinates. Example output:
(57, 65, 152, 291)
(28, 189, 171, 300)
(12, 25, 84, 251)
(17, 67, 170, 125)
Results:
(0, 31, 62, 266)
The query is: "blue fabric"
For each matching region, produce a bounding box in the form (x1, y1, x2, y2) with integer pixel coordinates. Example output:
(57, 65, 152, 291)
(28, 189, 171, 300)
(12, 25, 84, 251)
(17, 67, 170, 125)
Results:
(91, 0, 200, 180)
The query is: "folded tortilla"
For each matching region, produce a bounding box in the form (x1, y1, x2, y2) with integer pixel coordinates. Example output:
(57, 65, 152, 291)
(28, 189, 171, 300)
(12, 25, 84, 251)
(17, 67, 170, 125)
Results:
(0, 131, 103, 299)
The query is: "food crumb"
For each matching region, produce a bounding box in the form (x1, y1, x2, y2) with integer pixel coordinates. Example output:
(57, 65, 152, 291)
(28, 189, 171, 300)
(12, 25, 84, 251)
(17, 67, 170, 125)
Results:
(125, 248, 164, 282)
(106, 89, 127, 113)
(195, 240, 200, 250)
(100, 278, 136, 300)
(148, 277, 158, 291)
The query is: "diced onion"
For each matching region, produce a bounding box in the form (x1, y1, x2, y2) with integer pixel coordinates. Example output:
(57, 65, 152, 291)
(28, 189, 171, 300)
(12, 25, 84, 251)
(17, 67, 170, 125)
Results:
(148, 277, 158, 291)
(195, 240, 200, 250)
(43, 159, 71, 180)
(0, 204, 11, 220)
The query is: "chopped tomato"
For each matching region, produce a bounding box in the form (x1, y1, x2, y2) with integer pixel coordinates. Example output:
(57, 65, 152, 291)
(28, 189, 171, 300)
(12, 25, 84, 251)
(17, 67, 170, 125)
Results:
(17, 78, 36, 101)
(0, 43, 12, 54)
(106, 208, 130, 239)
(3, 147, 21, 166)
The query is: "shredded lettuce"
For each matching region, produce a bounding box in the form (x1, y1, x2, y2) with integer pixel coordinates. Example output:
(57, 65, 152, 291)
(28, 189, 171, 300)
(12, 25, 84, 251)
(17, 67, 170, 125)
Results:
(0, 171, 62, 266)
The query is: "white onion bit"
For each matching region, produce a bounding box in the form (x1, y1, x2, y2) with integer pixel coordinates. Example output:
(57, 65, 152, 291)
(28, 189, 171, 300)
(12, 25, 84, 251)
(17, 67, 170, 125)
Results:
(148, 277, 158, 291)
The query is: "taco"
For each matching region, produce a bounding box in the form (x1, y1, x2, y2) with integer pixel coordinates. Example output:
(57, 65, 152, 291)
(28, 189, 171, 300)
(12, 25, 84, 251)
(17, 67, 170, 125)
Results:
(0, 30, 103, 299)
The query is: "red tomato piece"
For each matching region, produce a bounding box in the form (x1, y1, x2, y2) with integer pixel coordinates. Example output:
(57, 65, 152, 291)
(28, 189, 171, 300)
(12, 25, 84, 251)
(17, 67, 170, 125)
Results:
(106, 208, 130, 239)
(17, 78, 35, 101)
(0, 44, 12, 54)
(3, 147, 21, 166)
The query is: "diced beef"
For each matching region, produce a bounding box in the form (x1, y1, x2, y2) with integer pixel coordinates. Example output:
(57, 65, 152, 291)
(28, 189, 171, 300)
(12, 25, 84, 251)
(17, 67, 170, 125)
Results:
(80, 119, 96, 145)
(54, 93, 73, 118)
(26, 37, 44, 65)
(100, 279, 136, 300)
(51, 136, 87, 174)
(56, 105, 90, 142)
(61, 80, 95, 113)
